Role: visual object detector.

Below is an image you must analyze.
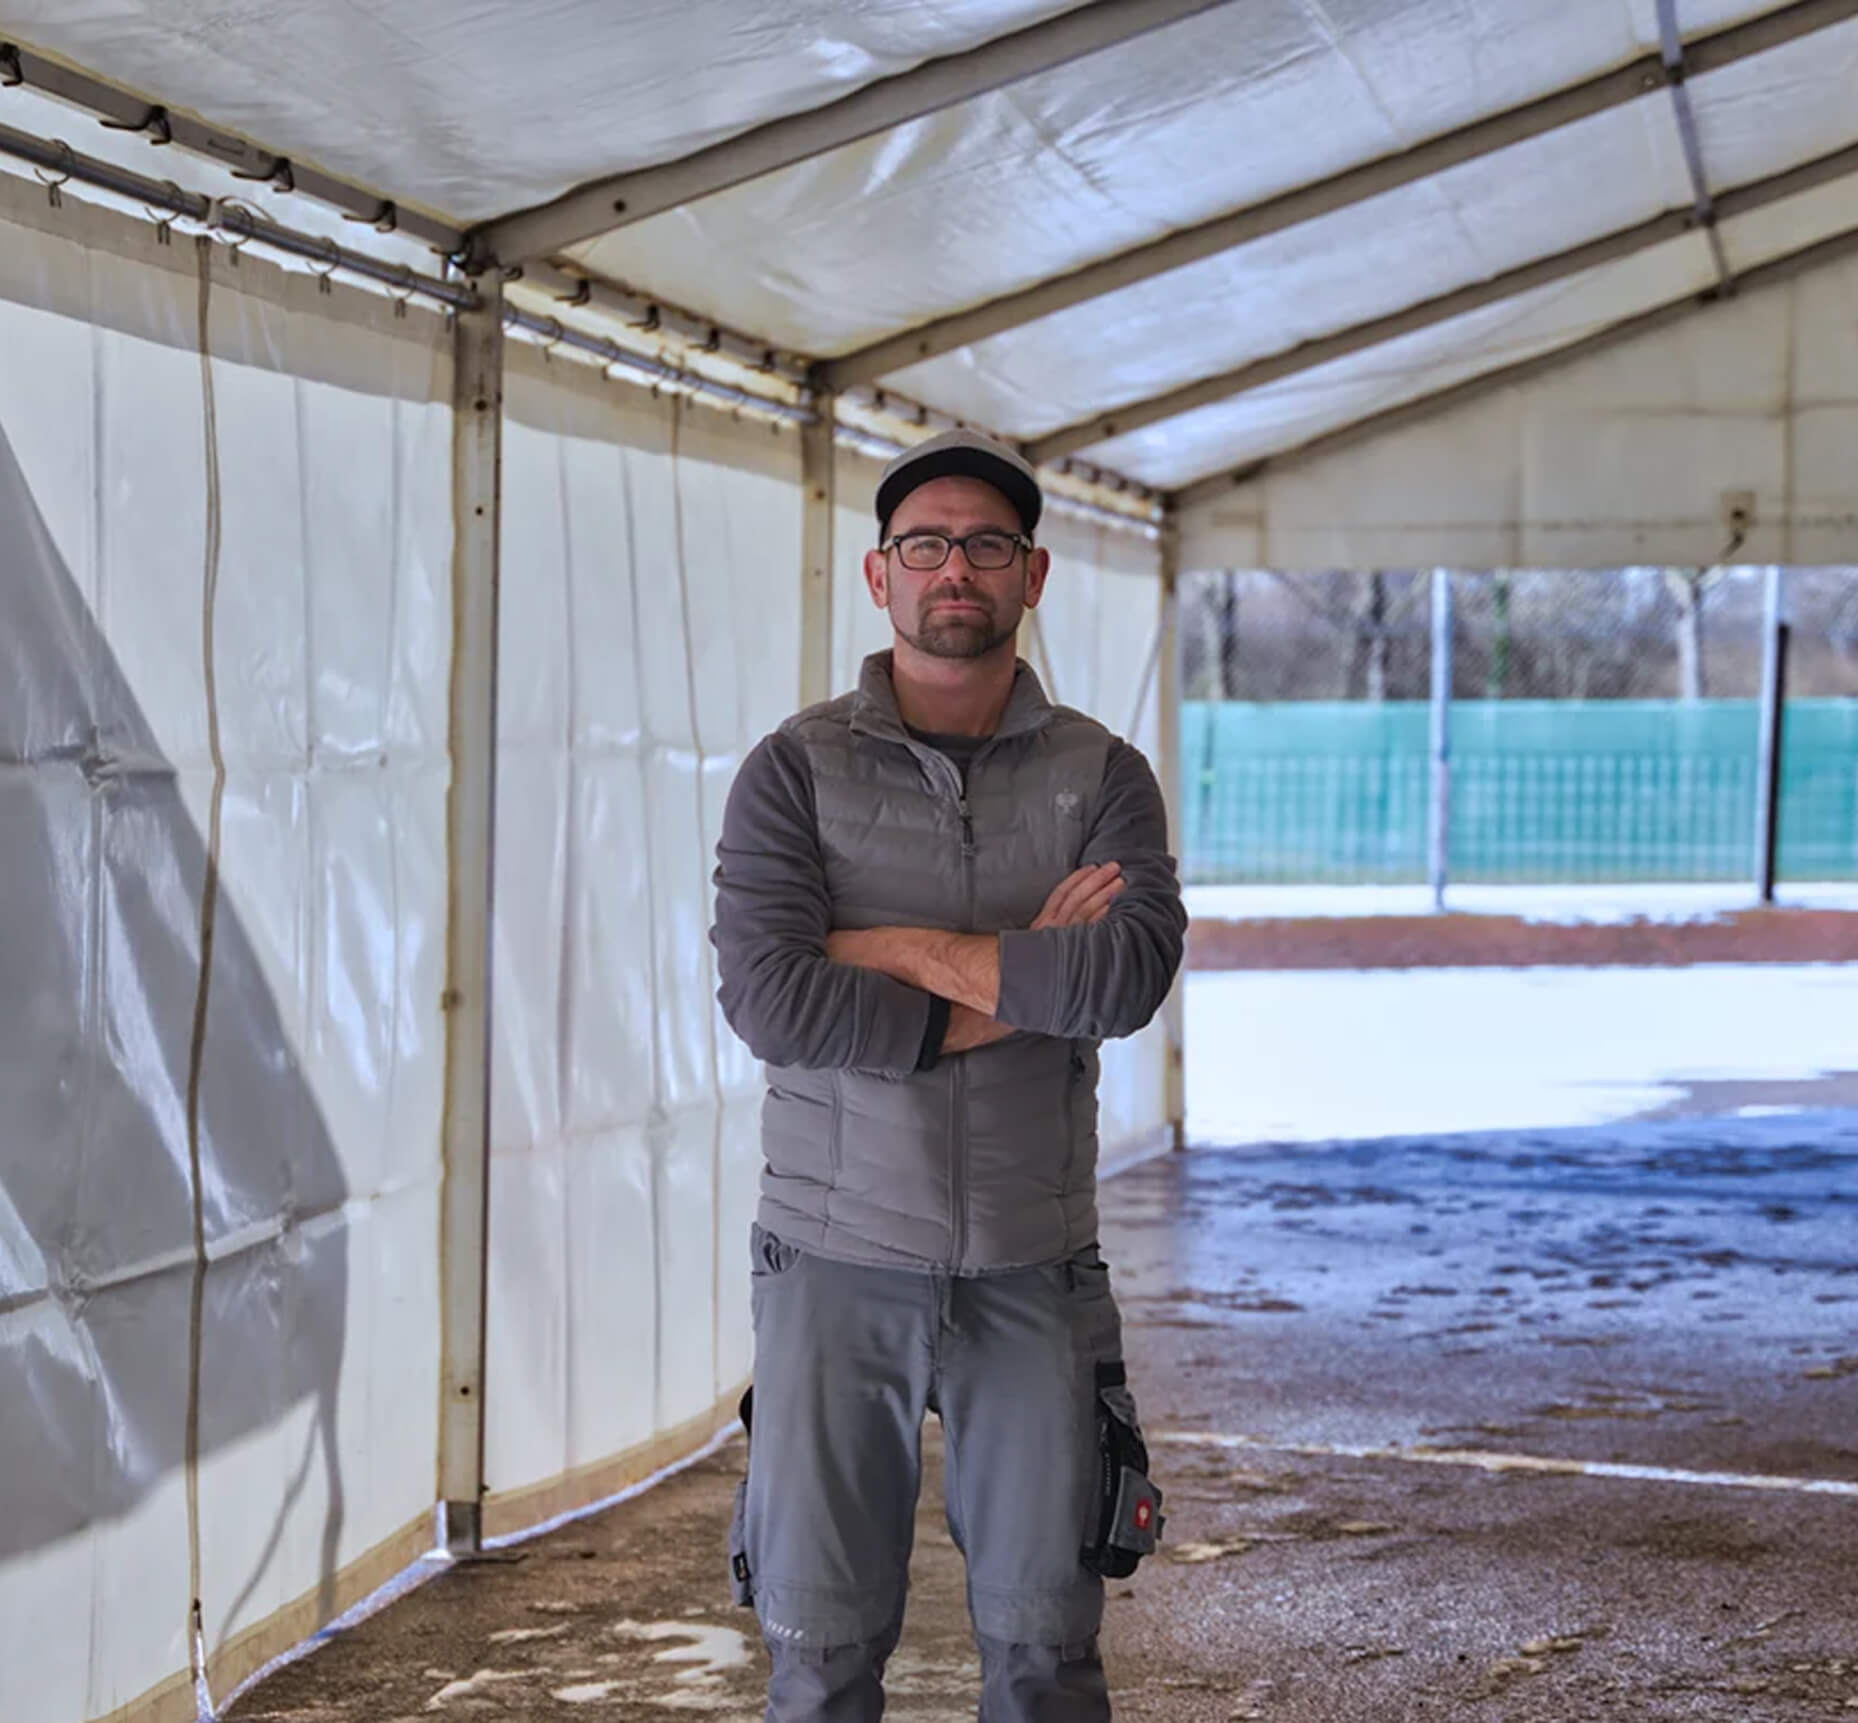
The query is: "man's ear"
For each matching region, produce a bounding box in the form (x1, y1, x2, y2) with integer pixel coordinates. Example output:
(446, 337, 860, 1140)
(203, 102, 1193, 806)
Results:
(1021, 545, 1052, 610)
(863, 546, 890, 610)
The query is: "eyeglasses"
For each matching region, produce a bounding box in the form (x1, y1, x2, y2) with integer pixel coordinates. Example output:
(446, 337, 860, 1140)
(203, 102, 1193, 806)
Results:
(882, 529, 1032, 572)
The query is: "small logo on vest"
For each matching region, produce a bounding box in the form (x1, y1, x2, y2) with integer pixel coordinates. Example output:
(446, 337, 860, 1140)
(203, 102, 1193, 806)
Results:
(1055, 789, 1081, 818)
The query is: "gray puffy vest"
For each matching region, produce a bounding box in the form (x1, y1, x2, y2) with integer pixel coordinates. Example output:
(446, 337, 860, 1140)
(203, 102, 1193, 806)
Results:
(759, 654, 1112, 1274)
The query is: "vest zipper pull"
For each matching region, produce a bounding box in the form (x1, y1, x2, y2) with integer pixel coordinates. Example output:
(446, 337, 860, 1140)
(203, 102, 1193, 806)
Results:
(958, 796, 976, 858)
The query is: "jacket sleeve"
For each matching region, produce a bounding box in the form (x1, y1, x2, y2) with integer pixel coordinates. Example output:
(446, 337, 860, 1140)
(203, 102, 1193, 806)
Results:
(711, 730, 935, 1073)
(993, 737, 1187, 1040)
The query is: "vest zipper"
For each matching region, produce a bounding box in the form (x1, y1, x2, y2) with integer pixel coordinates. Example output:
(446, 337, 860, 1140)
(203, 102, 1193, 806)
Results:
(950, 788, 976, 1271)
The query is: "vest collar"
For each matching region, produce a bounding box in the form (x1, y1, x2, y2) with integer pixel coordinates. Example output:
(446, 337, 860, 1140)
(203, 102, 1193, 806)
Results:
(850, 649, 1055, 746)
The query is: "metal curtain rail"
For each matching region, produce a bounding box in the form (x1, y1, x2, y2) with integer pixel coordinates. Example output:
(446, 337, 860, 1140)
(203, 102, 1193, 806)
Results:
(1024, 135, 1858, 464)
(469, 0, 1235, 266)
(0, 118, 473, 304)
(0, 119, 832, 433)
(503, 309, 816, 425)
(821, 0, 1858, 388)
(0, 38, 463, 253)
(0, 115, 1164, 514)
(1171, 217, 1858, 508)
(513, 257, 816, 389)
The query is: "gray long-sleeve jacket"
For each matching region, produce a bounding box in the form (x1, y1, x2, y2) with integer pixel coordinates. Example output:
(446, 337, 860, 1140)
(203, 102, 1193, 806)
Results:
(711, 651, 1185, 1273)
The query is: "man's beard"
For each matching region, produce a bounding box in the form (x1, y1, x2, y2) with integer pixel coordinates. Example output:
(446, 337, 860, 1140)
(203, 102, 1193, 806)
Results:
(898, 588, 1021, 660)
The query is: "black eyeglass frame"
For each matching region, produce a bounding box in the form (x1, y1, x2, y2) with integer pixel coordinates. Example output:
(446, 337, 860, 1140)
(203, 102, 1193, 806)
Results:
(880, 528, 1035, 572)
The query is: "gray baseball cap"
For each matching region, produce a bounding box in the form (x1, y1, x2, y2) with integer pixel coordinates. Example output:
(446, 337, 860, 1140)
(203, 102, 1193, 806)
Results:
(875, 427, 1043, 536)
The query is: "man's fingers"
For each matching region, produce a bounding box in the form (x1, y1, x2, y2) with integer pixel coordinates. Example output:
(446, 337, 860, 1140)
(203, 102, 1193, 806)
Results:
(1034, 862, 1119, 929)
(1058, 861, 1120, 906)
(1037, 869, 1125, 929)
(1069, 877, 1126, 925)
(1033, 866, 1092, 928)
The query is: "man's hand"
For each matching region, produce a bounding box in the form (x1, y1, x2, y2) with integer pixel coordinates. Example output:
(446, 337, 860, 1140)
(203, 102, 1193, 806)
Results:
(942, 1002, 1014, 1053)
(1031, 862, 1124, 930)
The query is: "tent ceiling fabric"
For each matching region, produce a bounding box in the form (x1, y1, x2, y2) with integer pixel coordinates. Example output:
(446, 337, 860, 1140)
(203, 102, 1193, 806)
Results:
(4, 0, 1857, 494)
(0, 0, 1085, 221)
(878, 98, 1695, 439)
(568, 0, 1722, 357)
(1087, 231, 1725, 484)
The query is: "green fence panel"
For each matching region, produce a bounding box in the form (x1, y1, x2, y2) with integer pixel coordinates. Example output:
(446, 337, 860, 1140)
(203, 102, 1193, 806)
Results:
(1780, 700, 1858, 881)
(1181, 699, 1858, 884)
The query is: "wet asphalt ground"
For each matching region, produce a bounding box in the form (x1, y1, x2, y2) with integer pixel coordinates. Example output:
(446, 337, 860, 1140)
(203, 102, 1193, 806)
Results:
(231, 1094, 1858, 1722)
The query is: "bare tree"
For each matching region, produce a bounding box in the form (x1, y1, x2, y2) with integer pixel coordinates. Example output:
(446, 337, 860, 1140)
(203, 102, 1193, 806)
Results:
(1661, 566, 1729, 700)
(1353, 572, 1389, 702)
(1487, 572, 1512, 698)
(1218, 569, 1241, 698)
(1262, 569, 1410, 701)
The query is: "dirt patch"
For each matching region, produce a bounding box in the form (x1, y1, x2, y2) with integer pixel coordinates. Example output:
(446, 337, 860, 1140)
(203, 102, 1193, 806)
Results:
(1188, 908, 1858, 970)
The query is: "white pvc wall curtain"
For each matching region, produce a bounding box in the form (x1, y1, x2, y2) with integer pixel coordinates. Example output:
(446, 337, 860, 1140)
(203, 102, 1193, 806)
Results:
(484, 353, 801, 1531)
(831, 449, 1173, 1159)
(0, 180, 451, 1722)
(0, 169, 1172, 1723)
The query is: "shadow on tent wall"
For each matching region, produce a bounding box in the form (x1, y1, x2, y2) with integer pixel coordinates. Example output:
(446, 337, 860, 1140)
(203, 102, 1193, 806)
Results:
(0, 416, 350, 1623)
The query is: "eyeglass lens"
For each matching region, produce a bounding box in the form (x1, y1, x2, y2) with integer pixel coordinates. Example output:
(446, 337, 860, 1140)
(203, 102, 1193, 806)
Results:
(893, 531, 1021, 571)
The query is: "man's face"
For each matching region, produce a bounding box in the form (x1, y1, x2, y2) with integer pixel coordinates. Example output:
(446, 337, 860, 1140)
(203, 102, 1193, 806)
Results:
(863, 475, 1050, 660)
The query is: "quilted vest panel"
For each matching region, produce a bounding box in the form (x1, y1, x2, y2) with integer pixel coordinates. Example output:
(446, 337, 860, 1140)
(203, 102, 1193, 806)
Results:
(757, 658, 1111, 1274)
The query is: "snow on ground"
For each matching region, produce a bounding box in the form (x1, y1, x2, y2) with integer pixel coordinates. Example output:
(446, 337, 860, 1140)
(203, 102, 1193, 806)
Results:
(1186, 963, 1858, 1145)
(1185, 881, 1858, 923)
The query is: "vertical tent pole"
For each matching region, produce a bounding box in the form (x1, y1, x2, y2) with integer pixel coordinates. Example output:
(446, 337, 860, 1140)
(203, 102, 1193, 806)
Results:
(1427, 568, 1454, 912)
(1754, 565, 1789, 904)
(439, 274, 505, 1554)
(1158, 510, 1186, 1150)
(800, 395, 836, 708)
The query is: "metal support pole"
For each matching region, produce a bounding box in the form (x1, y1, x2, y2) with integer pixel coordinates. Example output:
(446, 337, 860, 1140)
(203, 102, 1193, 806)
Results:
(1754, 567, 1789, 903)
(1427, 569, 1454, 912)
(800, 395, 837, 707)
(438, 276, 505, 1555)
(1157, 513, 1186, 1150)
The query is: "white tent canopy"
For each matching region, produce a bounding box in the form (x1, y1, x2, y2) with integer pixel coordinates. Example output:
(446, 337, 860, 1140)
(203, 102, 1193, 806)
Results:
(7, 0, 1858, 511)
(4, 5, 1858, 1722)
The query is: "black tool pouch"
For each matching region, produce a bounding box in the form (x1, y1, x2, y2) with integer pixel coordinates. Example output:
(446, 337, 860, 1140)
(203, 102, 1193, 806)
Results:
(728, 1387, 754, 1606)
(1081, 1362, 1164, 1578)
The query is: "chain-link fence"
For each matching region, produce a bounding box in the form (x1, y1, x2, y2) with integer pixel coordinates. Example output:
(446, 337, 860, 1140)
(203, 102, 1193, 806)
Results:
(1180, 567, 1858, 885)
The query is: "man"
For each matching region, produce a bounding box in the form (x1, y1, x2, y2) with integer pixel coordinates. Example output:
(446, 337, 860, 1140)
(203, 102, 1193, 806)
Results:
(710, 426, 1186, 1722)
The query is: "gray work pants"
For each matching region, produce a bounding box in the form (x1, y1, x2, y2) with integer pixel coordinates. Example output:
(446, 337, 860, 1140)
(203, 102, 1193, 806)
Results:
(729, 1226, 1130, 1722)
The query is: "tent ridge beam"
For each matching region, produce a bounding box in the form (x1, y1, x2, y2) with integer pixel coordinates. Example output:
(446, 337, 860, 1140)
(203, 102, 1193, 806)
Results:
(1024, 136, 1858, 463)
(821, 0, 1858, 389)
(470, 0, 1234, 267)
(1170, 218, 1858, 510)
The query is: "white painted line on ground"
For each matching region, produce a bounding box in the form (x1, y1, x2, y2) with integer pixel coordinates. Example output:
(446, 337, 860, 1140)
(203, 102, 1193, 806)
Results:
(1156, 1431, 1858, 1498)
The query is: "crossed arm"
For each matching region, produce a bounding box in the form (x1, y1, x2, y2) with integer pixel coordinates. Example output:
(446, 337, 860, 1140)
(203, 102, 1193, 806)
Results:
(711, 731, 1186, 1073)
(826, 862, 1125, 1053)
